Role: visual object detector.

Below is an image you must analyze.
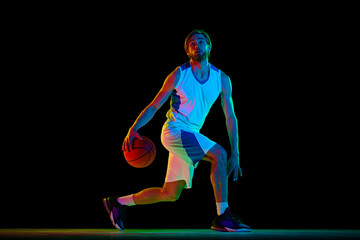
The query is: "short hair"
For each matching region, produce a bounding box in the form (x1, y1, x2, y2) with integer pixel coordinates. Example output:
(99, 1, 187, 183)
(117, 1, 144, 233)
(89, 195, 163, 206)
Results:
(184, 29, 212, 54)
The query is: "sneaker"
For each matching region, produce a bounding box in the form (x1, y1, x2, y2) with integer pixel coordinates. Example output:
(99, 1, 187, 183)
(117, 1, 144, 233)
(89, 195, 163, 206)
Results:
(211, 208, 251, 232)
(103, 197, 127, 231)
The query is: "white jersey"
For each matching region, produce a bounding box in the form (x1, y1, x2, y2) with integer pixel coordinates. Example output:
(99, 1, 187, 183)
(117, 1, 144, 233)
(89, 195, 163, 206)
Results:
(165, 62, 222, 132)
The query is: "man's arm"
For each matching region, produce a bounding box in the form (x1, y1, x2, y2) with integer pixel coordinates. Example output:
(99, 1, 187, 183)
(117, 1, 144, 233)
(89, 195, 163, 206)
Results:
(220, 71, 241, 181)
(122, 67, 180, 152)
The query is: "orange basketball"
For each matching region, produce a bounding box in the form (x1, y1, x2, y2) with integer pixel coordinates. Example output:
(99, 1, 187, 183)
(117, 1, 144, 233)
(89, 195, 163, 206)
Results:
(123, 136, 156, 168)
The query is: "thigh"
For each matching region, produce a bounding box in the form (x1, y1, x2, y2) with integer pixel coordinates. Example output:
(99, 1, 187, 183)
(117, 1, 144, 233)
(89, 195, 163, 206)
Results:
(165, 153, 196, 189)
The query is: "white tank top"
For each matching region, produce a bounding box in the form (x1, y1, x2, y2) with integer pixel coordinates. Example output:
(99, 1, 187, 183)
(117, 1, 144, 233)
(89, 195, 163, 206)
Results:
(165, 62, 222, 132)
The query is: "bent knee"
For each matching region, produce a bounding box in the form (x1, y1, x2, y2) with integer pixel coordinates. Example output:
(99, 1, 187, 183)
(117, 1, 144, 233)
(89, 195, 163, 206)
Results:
(162, 190, 181, 202)
(168, 192, 181, 202)
(161, 181, 184, 202)
(204, 144, 228, 164)
(213, 144, 227, 162)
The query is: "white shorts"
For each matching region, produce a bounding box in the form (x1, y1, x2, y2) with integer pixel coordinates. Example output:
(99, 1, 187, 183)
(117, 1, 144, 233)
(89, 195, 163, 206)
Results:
(161, 121, 217, 189)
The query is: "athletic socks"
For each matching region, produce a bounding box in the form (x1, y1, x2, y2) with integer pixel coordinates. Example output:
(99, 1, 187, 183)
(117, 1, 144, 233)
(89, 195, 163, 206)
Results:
(216, 202, 229, 216)
(117, 194, 136, 206)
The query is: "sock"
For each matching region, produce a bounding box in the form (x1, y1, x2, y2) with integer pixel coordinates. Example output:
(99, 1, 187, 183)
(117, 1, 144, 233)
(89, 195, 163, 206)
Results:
(216, 202, 229, 216)
(117, 194, 136, 206)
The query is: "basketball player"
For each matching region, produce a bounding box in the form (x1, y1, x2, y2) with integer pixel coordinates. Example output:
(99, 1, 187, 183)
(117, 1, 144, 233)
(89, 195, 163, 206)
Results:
(103, 30, 251, 232)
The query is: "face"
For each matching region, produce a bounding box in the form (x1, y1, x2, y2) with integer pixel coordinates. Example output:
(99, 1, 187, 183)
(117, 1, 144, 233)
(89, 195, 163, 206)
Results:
(186, 33, 211, 62)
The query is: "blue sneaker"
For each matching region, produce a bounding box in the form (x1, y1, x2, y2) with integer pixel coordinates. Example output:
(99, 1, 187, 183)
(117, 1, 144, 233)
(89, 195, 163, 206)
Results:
(103, 197, 127, 231)
(211, 208, 251, 232)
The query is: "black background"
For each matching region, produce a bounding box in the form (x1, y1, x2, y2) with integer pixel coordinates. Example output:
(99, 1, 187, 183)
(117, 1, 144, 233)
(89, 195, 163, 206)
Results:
(2, 3, 358, 230)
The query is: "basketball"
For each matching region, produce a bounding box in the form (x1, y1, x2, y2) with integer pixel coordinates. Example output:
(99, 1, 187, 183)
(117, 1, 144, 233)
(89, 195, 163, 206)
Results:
(123, 136, 156, 168)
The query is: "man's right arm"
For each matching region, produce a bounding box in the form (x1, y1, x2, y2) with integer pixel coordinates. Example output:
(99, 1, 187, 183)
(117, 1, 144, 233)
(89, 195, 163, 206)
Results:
(122, 67, 180, 152)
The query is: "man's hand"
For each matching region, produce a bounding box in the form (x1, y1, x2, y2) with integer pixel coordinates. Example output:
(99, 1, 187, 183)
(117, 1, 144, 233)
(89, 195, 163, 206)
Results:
(227, 154, 243, 181)
(122, 128, 143, 152)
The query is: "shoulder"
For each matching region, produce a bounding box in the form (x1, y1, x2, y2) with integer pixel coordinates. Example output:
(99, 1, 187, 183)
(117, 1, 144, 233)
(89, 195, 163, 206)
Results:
(220, 71, 232, 94)
(208, 63, 229, 82)
(164, 66, 181, 89)
(172, 66, 181, 78)
(220, 70, 230, 82)
(179, 62, 191, 71)
(210, 63, 220, 73)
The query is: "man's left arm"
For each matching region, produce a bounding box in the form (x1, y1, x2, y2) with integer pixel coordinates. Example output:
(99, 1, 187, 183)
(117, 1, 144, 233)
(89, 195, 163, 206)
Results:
(220, 72, 242, 181)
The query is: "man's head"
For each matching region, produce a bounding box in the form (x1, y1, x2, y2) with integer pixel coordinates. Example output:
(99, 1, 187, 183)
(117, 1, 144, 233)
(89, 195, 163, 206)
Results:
(184, 29, 212, 62)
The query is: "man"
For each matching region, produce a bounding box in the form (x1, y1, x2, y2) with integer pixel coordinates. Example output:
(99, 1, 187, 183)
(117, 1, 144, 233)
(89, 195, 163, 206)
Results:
(103, 29, 251, 232)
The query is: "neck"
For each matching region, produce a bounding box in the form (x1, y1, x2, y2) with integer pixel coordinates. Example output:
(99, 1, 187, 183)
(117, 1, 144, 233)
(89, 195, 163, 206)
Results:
(190, 58, 210, 82)
(190, 58, 209, 72)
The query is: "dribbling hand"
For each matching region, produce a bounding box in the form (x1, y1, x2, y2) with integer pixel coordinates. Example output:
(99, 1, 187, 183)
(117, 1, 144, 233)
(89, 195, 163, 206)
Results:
(122, 128, 143, 152)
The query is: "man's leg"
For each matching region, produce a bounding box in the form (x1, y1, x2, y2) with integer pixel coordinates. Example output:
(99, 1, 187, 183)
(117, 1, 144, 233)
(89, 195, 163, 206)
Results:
(202, 144, 251, 232)
(104, 180, 186, 231)
(202, 144, 228, 213)
(203, 144, 228, 203)
(132, 180, 186, 205)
